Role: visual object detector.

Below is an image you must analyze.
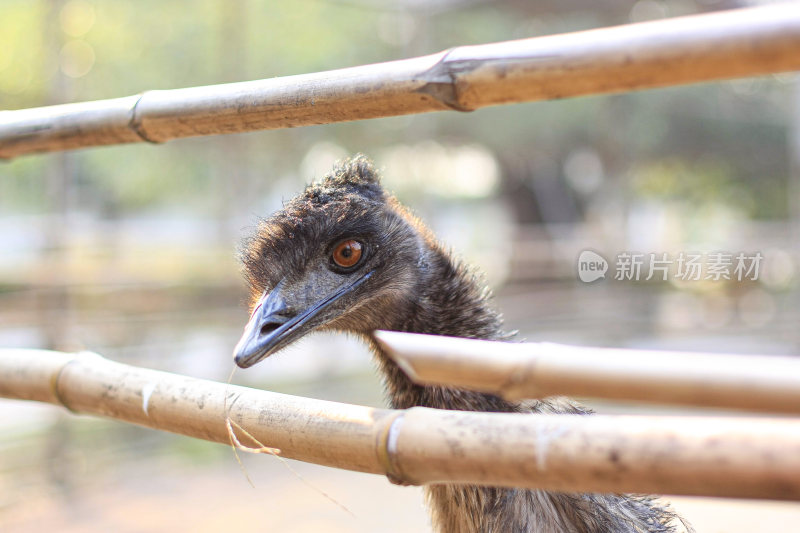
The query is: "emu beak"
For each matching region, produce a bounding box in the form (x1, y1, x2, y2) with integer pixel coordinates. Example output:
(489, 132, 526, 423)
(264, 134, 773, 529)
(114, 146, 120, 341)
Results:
(233, 282, 291, 369)
(233, 271, 374, 369)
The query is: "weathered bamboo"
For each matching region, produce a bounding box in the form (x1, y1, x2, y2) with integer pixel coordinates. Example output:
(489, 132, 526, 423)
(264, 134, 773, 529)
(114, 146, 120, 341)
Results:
(2, 348, 800, 499)
(374, 331, 800, 413)
(0, 349, 391, 474)
(2, 3, 800, 159)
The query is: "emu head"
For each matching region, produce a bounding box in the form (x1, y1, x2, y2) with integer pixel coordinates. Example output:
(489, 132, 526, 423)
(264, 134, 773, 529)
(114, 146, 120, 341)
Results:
(233, 156, 425, 368)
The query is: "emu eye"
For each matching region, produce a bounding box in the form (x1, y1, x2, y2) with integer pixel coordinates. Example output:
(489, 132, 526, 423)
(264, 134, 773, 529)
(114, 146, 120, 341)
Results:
(331, 239, 363, 269)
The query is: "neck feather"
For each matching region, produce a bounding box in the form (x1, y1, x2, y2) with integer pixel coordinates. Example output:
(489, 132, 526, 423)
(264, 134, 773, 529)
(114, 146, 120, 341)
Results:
(359, 212, 680, 533)
(367, 244, 518, 412)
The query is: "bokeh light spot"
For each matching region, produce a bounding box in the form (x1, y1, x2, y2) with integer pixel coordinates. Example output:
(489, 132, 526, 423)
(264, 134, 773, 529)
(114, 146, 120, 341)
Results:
(60, 0, 96, 38)
(59, 40, 96, 78)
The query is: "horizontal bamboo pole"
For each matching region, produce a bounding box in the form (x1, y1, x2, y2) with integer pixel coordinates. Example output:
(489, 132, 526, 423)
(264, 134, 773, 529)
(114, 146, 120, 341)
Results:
(374, 331, 800, 413)
(2, 3, 800, 159)
(2, 348, 800, 499)
(0, 349, 391, 474)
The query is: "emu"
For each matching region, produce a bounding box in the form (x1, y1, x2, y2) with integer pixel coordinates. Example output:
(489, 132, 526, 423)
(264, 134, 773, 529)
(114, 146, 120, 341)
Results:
(233, 156, 684, 533)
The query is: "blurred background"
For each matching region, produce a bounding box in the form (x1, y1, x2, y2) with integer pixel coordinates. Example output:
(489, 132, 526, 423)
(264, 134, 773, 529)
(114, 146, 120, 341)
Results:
(3, 0, 800, 531)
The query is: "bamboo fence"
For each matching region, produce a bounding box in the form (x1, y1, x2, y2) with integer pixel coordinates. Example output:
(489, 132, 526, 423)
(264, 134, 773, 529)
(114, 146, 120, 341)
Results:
(374, 331, 800, 414)
(3, 2, 800, 505)
(2, 3, 800, 159)
(2, 348, 800, 500)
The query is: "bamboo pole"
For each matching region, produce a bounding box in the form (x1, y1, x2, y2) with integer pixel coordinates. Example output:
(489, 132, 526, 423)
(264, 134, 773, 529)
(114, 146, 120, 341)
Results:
(2, 3, 800, 159)
(374, 331, 800, 413)
(0, 349, 391, 474)
(2, 348, 800, 499)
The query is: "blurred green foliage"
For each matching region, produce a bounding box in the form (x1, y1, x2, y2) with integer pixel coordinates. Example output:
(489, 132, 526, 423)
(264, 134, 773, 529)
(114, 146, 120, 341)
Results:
(0, 0, 796, 222)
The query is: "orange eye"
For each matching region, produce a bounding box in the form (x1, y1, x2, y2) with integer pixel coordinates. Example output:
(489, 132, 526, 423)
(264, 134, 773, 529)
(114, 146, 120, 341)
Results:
(332, 239, 363, 268)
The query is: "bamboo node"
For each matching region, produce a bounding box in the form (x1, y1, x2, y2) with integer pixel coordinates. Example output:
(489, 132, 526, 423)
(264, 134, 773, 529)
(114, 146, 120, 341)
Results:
(51, 351, 102, 413)
(416, 49, 474, 112)
(128, 91, 160, 144)
(376, 410, 415, 486)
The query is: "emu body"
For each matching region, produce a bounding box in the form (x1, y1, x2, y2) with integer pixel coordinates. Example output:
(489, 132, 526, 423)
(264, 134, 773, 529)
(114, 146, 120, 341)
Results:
(233, 156, 683, 533)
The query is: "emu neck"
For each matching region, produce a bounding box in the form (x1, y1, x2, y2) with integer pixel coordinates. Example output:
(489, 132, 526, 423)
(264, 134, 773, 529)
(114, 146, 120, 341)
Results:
(367, 245, 517, 413)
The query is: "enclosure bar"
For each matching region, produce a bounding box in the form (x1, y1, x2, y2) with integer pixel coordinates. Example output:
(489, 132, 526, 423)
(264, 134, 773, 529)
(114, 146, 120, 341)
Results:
(2, 3, 800, 159)
(374, 331, 800, 413)
(0, 349, 393, 474)
(2, 348, 800, 500)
